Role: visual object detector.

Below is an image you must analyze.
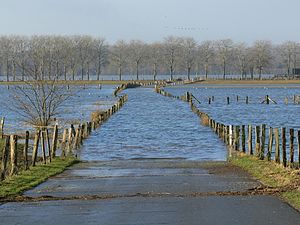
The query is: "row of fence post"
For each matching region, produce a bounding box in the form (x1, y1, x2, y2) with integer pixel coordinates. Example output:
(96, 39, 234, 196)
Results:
(0, 94, 128, 181)
(155, 88, 300, 169)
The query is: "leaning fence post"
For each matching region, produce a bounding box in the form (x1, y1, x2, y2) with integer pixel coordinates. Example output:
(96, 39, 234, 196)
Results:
(32, 130, 41, 166)
(0, 136, 10, 180)
(61, 128, 68, 158)
(24, 131, 29, 170)
(282, 127, 287, 167)
(10, 135, 18, 176)
(51, 125, 58, 158)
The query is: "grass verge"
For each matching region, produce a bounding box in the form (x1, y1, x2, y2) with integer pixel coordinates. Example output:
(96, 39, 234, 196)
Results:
(230, 153, 300, 210)
(0, 157, 79, 198)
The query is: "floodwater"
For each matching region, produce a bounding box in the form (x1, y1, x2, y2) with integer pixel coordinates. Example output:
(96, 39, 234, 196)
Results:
(79, 88, 227, 161)
(165, 84, 300, 129)
(0, 85, 116, 133)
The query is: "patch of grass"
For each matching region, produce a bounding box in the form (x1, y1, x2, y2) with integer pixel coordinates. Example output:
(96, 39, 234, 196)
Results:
(230, 153, 300, 210)
(0, 157, 79, 198)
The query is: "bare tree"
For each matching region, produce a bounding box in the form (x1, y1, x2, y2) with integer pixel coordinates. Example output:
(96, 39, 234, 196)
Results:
(128, 40, 147, 80)
(215, 39, 234, 79)
(110, 40, 128, 80)
(148, 42, 162, 80)
(198, 41, 214, 79)
(278, 41, 298, 78)
(93, 37, 108, 81)
(180, 37, 197, 80)
(251, 40, 272, 80)
(234, 42, 249, 79)
(162, 36, 181, 80)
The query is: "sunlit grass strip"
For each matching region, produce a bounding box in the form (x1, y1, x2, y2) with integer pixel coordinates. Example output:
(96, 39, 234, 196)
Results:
(230, 153, 300, 210)
(0, 157, 79, 198)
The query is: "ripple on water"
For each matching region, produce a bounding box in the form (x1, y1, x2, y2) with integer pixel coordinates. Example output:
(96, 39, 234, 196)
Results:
(79, 88, 227, 161)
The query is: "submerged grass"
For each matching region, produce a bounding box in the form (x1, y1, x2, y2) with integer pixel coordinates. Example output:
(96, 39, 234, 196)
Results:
(0, 157, 79, 198)
(230, 153, 300, 210)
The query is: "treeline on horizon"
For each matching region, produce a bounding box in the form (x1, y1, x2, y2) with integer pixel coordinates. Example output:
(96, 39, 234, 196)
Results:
(0, 35, 299, 81)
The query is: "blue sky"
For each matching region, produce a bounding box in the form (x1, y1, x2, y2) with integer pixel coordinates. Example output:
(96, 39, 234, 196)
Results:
(0, 0, 299, 44)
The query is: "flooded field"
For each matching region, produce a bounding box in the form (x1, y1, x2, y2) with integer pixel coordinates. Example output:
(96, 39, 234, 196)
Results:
(0, 85, 117, 133)
(165, 84, 300, 129)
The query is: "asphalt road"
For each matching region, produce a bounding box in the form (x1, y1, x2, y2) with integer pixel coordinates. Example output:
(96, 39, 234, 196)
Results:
(0, 160, 299, 225)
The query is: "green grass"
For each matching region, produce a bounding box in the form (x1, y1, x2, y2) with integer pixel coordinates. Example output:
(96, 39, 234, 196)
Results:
(230, 154, 300, 210)
(0, 157, 79, 198)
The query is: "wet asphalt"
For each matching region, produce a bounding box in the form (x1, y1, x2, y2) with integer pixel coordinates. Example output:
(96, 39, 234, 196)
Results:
(0, 159, 299, 225)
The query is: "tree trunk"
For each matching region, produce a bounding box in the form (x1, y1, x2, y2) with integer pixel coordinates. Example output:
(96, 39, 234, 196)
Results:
(136, 61, 139, 80)
(187, 67, 191, 80)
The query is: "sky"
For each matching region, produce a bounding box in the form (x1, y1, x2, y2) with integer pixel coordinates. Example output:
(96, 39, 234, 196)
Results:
(0, 0, 299, 44)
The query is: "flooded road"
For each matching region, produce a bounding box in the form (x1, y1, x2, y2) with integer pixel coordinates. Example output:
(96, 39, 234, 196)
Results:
(79, 88, 227, 161)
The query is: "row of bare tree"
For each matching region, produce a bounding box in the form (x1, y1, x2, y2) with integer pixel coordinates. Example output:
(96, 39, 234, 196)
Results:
(0, 35, 299, 81)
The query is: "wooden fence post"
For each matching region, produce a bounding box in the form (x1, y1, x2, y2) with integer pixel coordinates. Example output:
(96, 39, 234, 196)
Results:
(0, 117, 4, 138)
(266, 127, 273, 161)
(282, 127, 287, 167)
(32, 130, 41, 166)
(10, 135, 18, 176)
(289, 129, 294, 167)
(248, 125, 253, 155)
(24, 131, 29, 170)
(260, 124, 266, 160)
(41, 130, 47, 164)
(51, 125, 58, 158)
(234, 126, 240, 151)
(61, 128, 68, 158)
(0, 136, 10, 180)
(298, 130, 300, 166)
(255, 126, 261, 158)
(67, 127, 73, 154)
(45, 129, 51, 162)
(274, 128, 280, 164)
(242, 125, 246, 153)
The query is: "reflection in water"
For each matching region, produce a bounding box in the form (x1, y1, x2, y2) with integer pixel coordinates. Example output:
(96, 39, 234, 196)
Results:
(79, 88, 227, 161)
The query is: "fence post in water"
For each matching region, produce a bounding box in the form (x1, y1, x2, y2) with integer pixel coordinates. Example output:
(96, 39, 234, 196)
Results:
(10, 135, 18, 176)
(248, 125, 253, 155)
(265, 95, 270, 104)
(51, 125, 58, 158)
(267, 127, 273, 161)
(227, 97, 230, 104)
(255, 126, 261, 158)
(260, 124, 266, 160)
(236, 95, 239, 102)
(32, 130, 41, 166)
(242, 125, 246, 153)
(289, 129, 294, 167)
(24, 131, 29, 170)
(246, 96, 249, 104)
(0, 136, 10, 180)
(208, 98, 211, 104)
(274, 128, 280, 164)
(282, 127, 287, 167)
